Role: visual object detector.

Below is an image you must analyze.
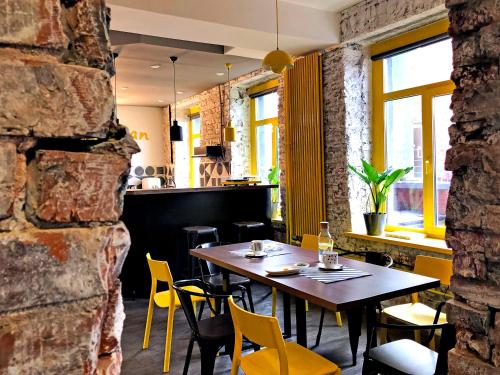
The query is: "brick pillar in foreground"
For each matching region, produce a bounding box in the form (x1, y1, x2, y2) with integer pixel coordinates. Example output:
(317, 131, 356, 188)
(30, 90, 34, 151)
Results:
(445, 0, 499, 373)
(0, 1, 138, 374)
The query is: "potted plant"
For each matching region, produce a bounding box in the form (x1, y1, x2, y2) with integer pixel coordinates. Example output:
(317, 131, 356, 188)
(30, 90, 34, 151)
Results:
(348, 160, 412, 235)
(267, 166, 280, 220)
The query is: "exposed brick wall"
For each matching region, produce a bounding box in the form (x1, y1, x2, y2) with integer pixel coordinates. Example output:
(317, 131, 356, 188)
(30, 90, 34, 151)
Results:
(0, 1, 138, 374)
(340, 0, 448, 43)
(445, 0, 500, 372)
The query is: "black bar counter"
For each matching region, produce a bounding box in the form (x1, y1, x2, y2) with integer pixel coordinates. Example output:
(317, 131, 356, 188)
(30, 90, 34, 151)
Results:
(120, 184, 277, 298)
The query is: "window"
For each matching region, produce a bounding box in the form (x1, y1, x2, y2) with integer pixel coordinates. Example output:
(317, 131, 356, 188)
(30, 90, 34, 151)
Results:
(189, 109, 201, 187)
(249, 80, 279, 182)
(372, 20, 454, 238)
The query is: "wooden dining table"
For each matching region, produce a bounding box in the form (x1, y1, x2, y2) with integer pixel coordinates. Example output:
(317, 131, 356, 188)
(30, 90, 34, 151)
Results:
(190, 240, 440, 367)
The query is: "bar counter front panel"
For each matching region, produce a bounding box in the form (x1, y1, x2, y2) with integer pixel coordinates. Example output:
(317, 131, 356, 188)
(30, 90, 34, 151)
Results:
(120, 185, 276, 298)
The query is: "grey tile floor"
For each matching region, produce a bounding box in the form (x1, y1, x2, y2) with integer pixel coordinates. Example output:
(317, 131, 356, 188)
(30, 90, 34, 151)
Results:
(122, 284, 366, 374)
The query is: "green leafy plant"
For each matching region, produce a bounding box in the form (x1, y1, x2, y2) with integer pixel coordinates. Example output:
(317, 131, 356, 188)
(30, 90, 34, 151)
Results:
(348, 160, 413, 214)
(267, 166, 280, 203)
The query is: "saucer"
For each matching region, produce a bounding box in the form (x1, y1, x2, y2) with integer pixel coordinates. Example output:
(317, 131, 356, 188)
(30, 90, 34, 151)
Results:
(318, 263, 344, 271)
(245, 251, 266, 258)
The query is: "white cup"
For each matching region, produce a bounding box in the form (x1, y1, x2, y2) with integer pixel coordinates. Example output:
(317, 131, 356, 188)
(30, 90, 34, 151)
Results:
(322, 251, 339, 268)
(250, 240, 264, 253)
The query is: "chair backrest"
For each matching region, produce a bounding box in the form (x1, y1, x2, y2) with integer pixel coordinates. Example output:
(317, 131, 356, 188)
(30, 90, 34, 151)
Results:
(414, 255, 452, 286)
(301, 234, 318, 251)
(146, 253, 174, 285)
(228, 297, 289, 374)
(173, 279, 207, 337)
(196, 242, 225, 275)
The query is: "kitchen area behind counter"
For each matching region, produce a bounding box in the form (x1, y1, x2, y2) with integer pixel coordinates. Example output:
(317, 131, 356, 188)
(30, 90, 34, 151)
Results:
(120, 184, 278, 298)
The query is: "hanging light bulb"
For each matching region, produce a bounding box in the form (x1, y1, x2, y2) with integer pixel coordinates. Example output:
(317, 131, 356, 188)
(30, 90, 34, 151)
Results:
(169, 56, 183, 142)
(262, 0, 293, 74)
(224, 63, 236, 142)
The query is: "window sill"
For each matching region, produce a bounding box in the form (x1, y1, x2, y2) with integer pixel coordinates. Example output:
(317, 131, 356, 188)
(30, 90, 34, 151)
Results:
(344, 231, 452, 255)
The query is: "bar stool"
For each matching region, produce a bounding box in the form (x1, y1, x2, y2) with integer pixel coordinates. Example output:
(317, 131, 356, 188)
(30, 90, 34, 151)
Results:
(182, 226, 220, 277)
(232, 221, 265, 242)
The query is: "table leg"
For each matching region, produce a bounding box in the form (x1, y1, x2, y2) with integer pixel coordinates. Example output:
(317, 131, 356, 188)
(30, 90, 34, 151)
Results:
(347, 308, 363, 366)
(360, 304, 378, 374)
(295, 297, 307, 347)
(283, 293, 291, 338)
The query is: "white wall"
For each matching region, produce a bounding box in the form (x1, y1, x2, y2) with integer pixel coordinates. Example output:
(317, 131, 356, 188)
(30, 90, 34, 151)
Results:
(117, 105, 165, 167)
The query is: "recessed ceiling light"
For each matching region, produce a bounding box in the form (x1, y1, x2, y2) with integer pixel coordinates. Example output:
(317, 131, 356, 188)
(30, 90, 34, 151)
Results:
(177, 91, 184, 94)
(216, 72, 225, 76)
(150, 64, 161, 69)
(121, 86, 129, 90)
(158, 99, 165, 103)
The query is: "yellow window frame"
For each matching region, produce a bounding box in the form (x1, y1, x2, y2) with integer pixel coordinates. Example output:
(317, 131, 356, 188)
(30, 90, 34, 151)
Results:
(249, 80, 279, 177)
(188, 105, 200, 188)
(371, 19, 455, 239)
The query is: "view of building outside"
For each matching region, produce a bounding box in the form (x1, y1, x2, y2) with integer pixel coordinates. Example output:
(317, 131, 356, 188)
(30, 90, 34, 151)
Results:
(383, 38, 453, 229)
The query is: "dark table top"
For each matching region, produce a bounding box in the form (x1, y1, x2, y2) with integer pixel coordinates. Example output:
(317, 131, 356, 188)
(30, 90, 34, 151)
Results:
(191, 240, 440, 311)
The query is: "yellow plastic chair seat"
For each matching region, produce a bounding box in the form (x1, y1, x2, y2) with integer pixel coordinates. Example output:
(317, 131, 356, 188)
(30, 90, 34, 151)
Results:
(383, 302, 447, 326)
(154, 285, 205, 308)
(240, 342, 341, 375)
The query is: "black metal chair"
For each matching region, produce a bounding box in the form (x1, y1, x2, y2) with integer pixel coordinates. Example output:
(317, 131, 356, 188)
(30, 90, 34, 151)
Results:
(315, 250, 394, 346)
(197, 242, 255, 312)
(363, 320, 456, 375)
(173, 279, 247, 375)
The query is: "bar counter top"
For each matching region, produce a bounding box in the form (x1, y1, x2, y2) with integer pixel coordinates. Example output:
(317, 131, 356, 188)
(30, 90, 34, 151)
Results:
(126, 184, 278, 195)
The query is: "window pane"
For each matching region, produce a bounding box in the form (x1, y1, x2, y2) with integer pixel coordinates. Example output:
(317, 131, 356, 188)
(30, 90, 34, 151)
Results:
(383, 38, 452, 93)
(191, 116, 200, 134)
(256, 124, 273, 181)
(433, 94, 452, 227)
(385, 96, 424, 228)
(192, 137, 200, 187)
(255, 92, 278, 121)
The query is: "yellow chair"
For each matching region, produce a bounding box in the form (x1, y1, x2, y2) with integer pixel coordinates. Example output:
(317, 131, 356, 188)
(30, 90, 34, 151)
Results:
(143, 253, 205, 373)
(228, 297, 341, 375)
(380, 255, 452, 348)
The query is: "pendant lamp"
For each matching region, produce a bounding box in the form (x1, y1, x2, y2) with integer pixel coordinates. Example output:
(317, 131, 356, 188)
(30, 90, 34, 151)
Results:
(169, 56, 183, 142)
(224, 63, 236, 142)
(262, 0, 293, 74)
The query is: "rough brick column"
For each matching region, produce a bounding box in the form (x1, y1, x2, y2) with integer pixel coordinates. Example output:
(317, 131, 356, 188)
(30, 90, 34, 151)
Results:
(445, 0, 500, 373)
(0, 1, 138, 374)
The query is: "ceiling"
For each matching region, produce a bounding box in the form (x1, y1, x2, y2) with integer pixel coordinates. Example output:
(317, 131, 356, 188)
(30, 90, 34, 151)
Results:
(115, 44, 262, 107)
(109, 0, 361, 107)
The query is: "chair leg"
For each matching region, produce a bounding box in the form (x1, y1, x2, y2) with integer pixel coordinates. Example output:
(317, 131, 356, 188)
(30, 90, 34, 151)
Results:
(200, 345, 220, 375)
(163, 306, 175, 373)
(182, 336, 195, 375)
(335, 311, 343, 327)
(306, 300, 309, 312)
(142, 294, 155, 349)
(244, 284, 255, 313)
(197, 301, 205, 321)
(315, 308, 325, 347)
(271, 287, 277, 317)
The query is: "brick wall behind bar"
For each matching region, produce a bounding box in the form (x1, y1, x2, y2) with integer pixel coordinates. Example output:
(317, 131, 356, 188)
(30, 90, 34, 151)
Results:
(0, 1, 138, 374)
(445, 0, 499, 372)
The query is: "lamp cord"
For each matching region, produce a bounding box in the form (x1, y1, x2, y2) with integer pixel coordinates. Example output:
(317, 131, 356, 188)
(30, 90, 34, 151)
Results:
(173, 61, 177, 121)
(276, 0, 279, 50)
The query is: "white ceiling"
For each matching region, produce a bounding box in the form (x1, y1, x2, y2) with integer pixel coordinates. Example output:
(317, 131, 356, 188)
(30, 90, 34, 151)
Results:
(109, 0, 360, 107)
(282, 0, 361, 11)
(115, 44, 262, 107)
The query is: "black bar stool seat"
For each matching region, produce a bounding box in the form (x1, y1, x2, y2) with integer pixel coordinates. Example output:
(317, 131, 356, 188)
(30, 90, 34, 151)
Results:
(182, 226, 219, 277)
(232, 221, 265, 242)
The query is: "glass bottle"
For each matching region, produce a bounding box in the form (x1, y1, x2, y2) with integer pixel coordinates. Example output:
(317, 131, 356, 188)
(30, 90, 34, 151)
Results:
(318, 221, 333, 263)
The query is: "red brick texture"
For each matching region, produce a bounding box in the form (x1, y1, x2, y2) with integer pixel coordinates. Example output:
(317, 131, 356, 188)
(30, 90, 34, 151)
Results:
(27, 150, 130, 223)
(0, 0, 136, 373)
(446, 0, 500, 372)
